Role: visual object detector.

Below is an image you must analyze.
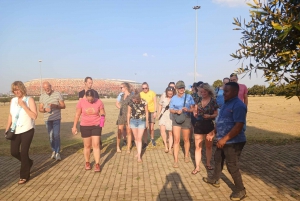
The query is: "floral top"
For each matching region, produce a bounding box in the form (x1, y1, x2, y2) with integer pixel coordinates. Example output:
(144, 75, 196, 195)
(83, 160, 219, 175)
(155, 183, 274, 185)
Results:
(196, 97, 219, 120)
(128, 99, 147, 120)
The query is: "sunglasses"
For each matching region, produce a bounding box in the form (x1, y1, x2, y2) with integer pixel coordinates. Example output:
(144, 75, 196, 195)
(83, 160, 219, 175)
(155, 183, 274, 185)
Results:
(167, 87, 174, 90)
(142, 87, 148, 90)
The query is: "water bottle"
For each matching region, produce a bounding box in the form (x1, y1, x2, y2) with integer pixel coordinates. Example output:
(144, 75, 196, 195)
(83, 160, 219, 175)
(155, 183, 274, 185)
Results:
(100, 115, 105, 127)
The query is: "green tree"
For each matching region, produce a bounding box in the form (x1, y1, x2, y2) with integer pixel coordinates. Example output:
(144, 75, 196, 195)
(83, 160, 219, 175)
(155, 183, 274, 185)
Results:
(212, 80, 223, 88)
(0, 97, 11, 105)
(231, 0, 300, 100)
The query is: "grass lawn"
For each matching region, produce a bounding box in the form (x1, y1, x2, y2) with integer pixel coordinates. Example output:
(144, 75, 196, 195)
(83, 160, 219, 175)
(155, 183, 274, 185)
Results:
(0, 97, 299, 156)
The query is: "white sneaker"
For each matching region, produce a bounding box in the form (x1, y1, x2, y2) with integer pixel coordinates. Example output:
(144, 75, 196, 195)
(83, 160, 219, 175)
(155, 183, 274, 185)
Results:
(55, 153, 61, 161)
(51, 151, 56, 159)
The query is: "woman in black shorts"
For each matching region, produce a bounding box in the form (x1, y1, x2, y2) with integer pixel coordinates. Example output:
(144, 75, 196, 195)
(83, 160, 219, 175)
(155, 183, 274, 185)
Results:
(192, 83, 218, 174)
(72, 90, 105, 172)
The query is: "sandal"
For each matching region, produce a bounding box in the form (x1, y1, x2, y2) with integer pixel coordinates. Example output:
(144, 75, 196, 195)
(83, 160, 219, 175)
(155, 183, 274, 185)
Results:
(206, 165, 213, 170)
(173, 162, 179, 168)
(164, 149, 169, 153)
(191, 169, 200, 175)
(18, 179, 27, 185)
(184, 157, 190, 163)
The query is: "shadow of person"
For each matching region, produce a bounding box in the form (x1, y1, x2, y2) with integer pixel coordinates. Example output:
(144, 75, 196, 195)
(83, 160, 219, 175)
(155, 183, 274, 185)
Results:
(157, 172, 192, 201)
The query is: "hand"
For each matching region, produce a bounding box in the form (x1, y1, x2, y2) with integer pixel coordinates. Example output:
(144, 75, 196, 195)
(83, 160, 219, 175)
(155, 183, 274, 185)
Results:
(182, 107, 188, 112)
(18, 98, 27, 108)
(206, 131, 215, 141)
(44, 107, 51, 112)
(216, 137, 227, 148)
(203, 114, 211, 119)
(50, 104, 58, 109)
(177, 110, 182, 114)
(153, 112, 157, 119)
(146, 122, 149, 129)
(193, 111, 198, 117)
(72, 127, 77, 135)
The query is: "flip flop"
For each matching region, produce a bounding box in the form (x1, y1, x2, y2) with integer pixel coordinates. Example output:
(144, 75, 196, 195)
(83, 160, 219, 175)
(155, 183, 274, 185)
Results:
(206, 165, 213, 170)
(191, 169, 200, 175)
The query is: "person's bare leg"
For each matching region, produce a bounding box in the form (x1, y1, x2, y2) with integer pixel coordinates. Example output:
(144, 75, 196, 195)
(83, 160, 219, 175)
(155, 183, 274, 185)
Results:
(168, 131, 173, 152)
(91, 136, 100, 164)
(136, 128, 144, 162)
(117, 125, 124, 152)
(143, 129, 148, 145)
(193, 134, 204, 173)
(126, 127, 132, 153)
(182, 129, 190, 159)
(83, 137, 92, 162)
(132, 128, 138, 157)
(160, 125, 168, 151)
(173, 126, 181, 164)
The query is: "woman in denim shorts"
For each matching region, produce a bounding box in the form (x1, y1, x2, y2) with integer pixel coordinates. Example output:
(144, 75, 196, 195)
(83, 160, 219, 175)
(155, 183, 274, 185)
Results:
(127, 93, 148, 163)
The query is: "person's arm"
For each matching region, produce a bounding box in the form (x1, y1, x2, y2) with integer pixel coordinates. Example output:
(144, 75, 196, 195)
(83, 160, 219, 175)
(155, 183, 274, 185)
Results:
(153, 94, 157, 118)
(56, 100, 66, 109)
(158, 103, 162, 116)
(127, 105, 131, 127)
(244, 85, 248, 106)
(244, 94, 248, 106)
(19, 97, 37, 120)
(115, 101, 121, 109)
(72, 108, 82, 135)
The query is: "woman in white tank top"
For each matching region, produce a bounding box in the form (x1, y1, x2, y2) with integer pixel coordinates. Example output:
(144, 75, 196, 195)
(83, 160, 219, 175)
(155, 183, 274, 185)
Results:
(5, 81, 37, 185)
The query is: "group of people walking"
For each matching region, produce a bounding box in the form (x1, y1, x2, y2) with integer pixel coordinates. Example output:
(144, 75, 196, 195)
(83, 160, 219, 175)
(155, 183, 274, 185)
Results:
(5, 73, 248, 200)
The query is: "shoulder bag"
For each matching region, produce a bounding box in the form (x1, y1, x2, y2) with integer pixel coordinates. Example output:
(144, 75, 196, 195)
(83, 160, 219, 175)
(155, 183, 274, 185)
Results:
(5, 97, 27, 140)
(174, 94, 187, 124)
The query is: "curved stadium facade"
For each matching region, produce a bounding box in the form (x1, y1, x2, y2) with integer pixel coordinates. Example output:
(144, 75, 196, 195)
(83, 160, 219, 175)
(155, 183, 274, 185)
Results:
(24, 78, 140, 96)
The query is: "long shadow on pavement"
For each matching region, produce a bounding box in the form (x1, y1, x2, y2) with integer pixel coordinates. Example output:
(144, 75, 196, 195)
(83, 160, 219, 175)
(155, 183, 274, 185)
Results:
(157, 172, 192, 201)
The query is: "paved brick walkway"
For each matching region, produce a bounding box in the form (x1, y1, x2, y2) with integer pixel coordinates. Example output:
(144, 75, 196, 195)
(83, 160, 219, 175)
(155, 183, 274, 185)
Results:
(0, 142, 299, 201)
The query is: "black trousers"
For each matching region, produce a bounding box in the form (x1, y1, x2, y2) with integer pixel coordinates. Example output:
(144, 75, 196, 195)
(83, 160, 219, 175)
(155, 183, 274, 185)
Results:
(212, 142, 246, 191)
(10, 128, 34, 180)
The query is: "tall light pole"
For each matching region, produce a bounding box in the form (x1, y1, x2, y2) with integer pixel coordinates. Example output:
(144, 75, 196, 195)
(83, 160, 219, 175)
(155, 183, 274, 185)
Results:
(193, 5, 201, 82)
(39, 60, 42, 95)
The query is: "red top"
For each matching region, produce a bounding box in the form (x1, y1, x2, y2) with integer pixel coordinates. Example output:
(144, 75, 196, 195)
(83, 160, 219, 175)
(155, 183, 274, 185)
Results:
(76, 98, 104, 126)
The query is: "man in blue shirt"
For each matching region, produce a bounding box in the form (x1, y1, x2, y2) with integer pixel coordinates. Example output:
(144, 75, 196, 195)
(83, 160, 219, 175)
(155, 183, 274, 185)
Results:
(203, 82, 247, 201)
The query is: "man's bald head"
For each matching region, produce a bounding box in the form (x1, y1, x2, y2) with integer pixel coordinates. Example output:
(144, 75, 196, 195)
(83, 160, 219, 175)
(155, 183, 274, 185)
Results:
(43, 81, 52, 95)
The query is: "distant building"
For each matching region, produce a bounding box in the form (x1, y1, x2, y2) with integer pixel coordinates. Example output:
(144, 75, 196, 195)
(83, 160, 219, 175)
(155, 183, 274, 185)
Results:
(24, 78, 140, 96)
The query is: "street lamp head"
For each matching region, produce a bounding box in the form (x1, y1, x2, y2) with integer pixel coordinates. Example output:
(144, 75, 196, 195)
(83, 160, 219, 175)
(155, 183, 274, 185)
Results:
(39, 60, 42, 62)
(193, 6, 201, 10)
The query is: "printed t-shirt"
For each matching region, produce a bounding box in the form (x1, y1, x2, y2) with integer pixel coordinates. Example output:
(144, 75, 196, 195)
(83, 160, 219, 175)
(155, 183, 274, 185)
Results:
(140, 90, 156, 112)
(76, 98, 104, 126)
(216, 96, 247, 144)
(128, 99, 147, 120)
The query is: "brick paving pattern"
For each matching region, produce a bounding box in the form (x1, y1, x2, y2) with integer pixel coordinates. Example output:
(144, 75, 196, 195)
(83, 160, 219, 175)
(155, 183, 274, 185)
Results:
(0, 143, 299, 201)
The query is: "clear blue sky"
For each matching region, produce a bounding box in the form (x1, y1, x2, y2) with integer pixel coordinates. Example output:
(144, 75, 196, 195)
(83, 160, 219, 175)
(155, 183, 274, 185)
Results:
(0, 0, 267, 94)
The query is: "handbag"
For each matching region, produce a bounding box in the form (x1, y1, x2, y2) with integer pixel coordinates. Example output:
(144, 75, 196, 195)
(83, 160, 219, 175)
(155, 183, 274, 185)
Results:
(174, 94, 187, 124)
(5, 98, 26, 140)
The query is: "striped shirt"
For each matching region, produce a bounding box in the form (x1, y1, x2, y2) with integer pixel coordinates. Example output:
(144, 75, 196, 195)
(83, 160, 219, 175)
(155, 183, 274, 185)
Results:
(39, 91, 63, 121)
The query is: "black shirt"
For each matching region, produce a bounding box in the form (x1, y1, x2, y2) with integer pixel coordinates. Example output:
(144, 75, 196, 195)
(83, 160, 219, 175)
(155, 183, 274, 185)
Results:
(78, 89, 99, 99)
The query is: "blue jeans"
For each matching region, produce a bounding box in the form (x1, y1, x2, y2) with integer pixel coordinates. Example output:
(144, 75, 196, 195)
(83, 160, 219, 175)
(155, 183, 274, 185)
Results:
(45, 119, 61, 153)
